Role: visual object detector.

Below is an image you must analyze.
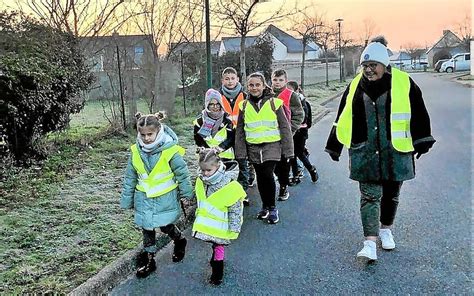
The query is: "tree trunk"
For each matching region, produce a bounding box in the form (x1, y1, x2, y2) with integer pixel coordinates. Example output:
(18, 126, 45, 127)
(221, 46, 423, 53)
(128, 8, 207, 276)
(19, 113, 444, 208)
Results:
(300, 37, 306, 88)
(325, 49, 329, 87)
(240, 35, 247, 89)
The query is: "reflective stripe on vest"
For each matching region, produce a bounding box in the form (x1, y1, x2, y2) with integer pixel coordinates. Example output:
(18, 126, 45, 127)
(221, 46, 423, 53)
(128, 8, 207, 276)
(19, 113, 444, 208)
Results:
(204, 125, 235, 160)
(192, 178, 246, 240)
(239, 98, 283, 144)
(131, 144, 185, 198)
(222, 93, 244, 126)
(335, 68, 414, 152)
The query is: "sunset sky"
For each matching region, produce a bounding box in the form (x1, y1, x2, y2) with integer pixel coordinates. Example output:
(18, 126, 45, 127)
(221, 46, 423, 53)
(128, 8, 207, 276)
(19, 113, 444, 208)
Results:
(258, 0, 472, 50)
(1, 0, 471, 51)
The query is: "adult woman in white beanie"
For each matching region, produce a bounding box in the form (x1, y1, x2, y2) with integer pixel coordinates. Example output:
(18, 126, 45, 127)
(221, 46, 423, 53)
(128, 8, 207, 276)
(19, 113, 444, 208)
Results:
(325, 36, 436, 261)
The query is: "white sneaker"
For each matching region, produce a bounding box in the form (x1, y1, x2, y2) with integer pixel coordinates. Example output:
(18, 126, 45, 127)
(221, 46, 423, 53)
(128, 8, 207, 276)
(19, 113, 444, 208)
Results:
(379, 229, 396, 250)
(357, 240, 377, 260)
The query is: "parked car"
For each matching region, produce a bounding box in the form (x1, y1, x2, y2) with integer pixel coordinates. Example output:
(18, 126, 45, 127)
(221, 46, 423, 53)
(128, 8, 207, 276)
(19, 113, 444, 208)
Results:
(440, 53, 471, 73)
(411, 61, 428, 70)
(434, 59, 449, 72)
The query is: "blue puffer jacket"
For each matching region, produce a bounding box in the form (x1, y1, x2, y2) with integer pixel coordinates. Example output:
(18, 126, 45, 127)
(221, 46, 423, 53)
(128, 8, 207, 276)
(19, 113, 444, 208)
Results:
(120, 125, 193, 230)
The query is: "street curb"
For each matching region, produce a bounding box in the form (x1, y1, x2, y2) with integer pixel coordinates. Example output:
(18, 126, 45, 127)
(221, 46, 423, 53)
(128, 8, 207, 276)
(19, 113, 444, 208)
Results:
(311, 90, 344, 124)
(69, 205, 197, 296)
(320, 90, 344, 106)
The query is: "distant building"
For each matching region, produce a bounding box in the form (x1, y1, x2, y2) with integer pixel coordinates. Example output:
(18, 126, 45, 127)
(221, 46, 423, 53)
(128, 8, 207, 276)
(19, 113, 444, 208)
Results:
(389, 51, 412, 69)
(262, 24, 320, 61)
(426, 30, 466, 67)
(171, 41, 221, 56)
(210, 25, 321, 62)
(218, 36, 258, 56)
(81, 33, 156, 100)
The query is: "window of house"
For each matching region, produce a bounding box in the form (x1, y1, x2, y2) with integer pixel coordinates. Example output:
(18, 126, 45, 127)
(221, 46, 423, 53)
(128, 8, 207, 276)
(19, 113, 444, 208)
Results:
(133, 46, 144, 69)
(466, 54, 470, 60)
(90, 55, 104, 72)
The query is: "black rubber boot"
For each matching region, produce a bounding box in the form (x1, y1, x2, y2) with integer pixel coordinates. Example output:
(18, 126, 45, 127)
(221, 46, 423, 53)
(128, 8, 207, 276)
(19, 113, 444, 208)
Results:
(172, 237, 187, 262)
(209, 260, 224, 285)
(136, 252, 156, 278)
(309, 166, 319, 183)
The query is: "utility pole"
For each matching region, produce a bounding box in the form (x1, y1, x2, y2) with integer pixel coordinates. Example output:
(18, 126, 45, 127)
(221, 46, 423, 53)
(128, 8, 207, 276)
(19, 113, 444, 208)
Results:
(335, 18, 344, 83)
(116, 45, 126, 130)
(205, 0, 212, 88)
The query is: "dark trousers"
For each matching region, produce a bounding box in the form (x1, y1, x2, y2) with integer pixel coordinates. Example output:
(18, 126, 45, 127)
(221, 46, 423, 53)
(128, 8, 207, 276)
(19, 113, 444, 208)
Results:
(274, 156, 290, 187)
(290, 131, 314, 175)
(143, 224, 182, 253)
(359, 181, 403, 237)
(252, 161, 278, 209)
(236, 158, 250, 191)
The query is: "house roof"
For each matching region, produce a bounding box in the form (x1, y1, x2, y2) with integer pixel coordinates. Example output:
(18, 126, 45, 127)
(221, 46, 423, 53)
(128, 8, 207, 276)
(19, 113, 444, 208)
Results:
(170, 41, 220, 55)
(426, 30, 462, 54)
(389, 51, 412, 61)
(265, 24, 317, 53)
(221, 36, 258, 52)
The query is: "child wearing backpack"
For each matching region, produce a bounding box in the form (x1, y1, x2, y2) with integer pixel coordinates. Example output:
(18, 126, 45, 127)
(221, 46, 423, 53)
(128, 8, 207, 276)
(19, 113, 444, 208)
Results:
(192, 148, 246, 285)
(120, 112, 193, 278)
(287, 81, 319, 184)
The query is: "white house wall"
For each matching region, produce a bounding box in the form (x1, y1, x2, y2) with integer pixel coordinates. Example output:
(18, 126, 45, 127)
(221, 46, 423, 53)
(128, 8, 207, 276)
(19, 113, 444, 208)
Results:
(269, 34, 288, 60)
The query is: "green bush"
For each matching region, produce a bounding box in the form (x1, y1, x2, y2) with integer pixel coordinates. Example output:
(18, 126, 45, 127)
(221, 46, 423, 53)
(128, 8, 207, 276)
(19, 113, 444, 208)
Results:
(0, 11, 93, 165)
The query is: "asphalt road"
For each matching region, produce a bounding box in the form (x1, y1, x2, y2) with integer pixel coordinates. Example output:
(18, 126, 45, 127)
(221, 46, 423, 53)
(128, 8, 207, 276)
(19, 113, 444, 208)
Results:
(111, 73, 472, 295)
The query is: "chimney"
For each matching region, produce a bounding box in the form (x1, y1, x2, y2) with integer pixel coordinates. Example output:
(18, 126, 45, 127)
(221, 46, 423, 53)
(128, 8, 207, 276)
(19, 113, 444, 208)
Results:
(443, 30, 450, 36)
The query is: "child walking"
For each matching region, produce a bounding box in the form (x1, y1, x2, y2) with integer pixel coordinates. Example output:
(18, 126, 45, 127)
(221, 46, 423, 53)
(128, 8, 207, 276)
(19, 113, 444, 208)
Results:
(219, 67, 255, 198)
(193, 88, 235, 162)
(121, 112, 193, 278)
(287, 80, 319, 185)
(235, 72, 294, 224)
(192, 148, 246, 285)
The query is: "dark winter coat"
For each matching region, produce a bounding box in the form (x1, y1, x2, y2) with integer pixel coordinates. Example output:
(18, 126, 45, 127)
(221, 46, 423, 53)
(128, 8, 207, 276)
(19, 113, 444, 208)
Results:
(296, 96, 312, 139)
(235, 88, 294, 164)
(325, 70, 435, 181)
(193, 114, 235, 151)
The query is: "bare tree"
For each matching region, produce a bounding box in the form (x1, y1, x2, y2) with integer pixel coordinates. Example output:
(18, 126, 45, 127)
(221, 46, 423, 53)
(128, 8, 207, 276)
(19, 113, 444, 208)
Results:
(361, 18, 377, 46)
(402, 42, 425, 63)
(128, 0, 204, 115)
(456, 13, 471, 50)
(291, 11, 324, 88)
(214, 0, 298, 84)
(15, 0, 130, 38)
(311, 24, 337, 86)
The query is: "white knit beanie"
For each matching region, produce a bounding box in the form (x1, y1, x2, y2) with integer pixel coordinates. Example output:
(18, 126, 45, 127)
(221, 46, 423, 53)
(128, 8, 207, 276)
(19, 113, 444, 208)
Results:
(360, 42, 390, 67)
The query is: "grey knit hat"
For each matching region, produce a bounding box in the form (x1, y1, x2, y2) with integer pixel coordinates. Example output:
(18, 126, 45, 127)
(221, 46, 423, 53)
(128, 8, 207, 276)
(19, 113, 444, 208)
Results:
(205, 88, 223, 110)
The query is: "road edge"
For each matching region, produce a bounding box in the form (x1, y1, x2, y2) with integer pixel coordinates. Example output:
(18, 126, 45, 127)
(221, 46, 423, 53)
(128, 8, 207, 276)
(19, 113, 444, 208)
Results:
(69, 205, 196, 296)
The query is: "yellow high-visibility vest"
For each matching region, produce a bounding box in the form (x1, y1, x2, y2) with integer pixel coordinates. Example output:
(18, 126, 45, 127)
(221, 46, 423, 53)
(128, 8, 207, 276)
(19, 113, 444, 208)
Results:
(192, 178, 246, 239)
(335, 67, 414, 152)
(131, 144, 185, 198)
(193, 119, 235, 160)
(205, 126, 234, 159)
(238, 98, 283, 144)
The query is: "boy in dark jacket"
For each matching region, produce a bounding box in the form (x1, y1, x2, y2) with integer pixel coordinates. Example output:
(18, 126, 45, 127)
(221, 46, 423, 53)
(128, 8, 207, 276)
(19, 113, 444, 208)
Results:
(287, 81, 319, 185)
